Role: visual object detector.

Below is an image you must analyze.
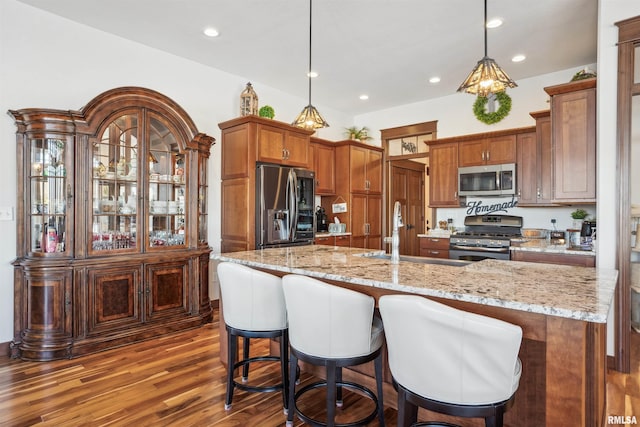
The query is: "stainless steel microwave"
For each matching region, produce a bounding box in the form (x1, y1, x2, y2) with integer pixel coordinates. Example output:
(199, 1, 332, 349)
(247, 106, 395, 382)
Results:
(458, 163, 516, 196)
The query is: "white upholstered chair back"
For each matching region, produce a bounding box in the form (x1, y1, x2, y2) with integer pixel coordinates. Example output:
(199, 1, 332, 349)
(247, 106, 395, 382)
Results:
(379, 294, 522, 405)
(282, 274, 382, 359)
(217, 262, 287, 331)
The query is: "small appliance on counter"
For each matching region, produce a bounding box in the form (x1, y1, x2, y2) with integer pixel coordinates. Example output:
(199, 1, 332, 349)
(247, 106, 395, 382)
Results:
(315, 206, 328, 232)
(549, 231, 566, 245)
(580, 220, 596, 249)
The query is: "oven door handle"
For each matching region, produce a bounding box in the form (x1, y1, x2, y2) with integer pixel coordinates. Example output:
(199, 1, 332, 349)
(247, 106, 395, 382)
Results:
(449, 245, 509, 253)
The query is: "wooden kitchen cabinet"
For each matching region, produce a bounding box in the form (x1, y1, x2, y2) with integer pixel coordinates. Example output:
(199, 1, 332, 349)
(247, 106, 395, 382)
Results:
(311, 137, 335, 195)
(315, 234, 351, 247)
(330, 141, 383, 249)
(9, 87, 214, 361)
(428, 141, 459, 207)
(544, 78, 596, 203)
(419, 236, 449, 259)
(219, 116, 314, 252)
(511, 250, 595, 267)
(517, 112, 554, 206)
(458, 134, 516, 167)
(257, 123, 310, 167)
(345, 143, 382, 193)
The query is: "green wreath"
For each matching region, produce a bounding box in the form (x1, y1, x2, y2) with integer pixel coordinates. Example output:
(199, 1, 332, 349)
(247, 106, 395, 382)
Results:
(473, 92, 512, 124)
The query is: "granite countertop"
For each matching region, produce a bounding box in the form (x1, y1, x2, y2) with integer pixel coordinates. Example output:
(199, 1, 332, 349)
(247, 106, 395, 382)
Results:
(510, 239, 596, 256)
(212, 245, 617, 323)
(315, 232, 352, 237)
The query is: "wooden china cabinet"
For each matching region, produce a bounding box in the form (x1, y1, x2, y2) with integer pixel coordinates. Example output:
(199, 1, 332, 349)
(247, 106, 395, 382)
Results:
(8, 87, 215, 361)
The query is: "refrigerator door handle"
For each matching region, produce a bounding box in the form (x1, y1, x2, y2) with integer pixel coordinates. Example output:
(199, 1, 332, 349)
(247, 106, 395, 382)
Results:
(288, 169, 298, 241)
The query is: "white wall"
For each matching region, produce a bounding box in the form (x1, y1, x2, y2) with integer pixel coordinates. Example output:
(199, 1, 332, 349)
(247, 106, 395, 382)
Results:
(0, 0, 351, 343)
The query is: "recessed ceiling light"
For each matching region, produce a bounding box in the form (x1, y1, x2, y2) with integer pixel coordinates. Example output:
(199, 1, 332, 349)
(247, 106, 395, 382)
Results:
(359, 94, 369, 100)
(429, 77, 441, 84)
(486, 18, 503, 29)
(512, 54, 526, 63)
(307, 71, 318, 78)
(203, 27, 219, 37)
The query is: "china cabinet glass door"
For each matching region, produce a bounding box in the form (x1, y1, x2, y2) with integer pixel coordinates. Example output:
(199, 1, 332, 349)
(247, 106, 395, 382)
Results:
(91, 114, 139, 252)
(148, 115, 187, 249)
(29, 137, 72, 254)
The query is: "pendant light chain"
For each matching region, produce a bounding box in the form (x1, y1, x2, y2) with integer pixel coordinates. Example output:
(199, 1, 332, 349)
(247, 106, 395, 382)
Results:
(292, 0, 329, 130)
(308, 0, 313, 104)
(483, 0, 488, 58)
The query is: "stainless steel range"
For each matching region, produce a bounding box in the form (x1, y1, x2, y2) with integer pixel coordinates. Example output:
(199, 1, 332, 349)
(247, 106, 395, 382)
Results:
(449, 215, 523, 261)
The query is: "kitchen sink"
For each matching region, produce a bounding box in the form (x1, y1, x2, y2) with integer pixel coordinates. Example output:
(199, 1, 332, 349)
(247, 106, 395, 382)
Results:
(360, 253, 471, 267)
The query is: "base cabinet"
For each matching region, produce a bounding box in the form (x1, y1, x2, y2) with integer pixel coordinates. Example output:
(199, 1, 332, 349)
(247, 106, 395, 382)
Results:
(315, 234, 351, 247)
(419, 237, 449, 259)
(511, 250, 595, 267)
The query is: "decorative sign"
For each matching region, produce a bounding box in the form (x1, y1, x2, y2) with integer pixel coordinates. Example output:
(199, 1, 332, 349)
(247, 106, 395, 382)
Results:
(332, 202, 347, 213)
(465, 196, 518, 216)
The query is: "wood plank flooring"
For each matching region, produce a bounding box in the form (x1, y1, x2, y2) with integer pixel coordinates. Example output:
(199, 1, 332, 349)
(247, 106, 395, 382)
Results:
(0, 310, 638, 426)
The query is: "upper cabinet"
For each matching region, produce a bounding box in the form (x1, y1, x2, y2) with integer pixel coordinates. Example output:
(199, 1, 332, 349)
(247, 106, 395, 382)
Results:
(9, 87, 215, 361)
(517, 111, 554, 206)
(311, 137, 336, 196)
(344, 142, 382, 194)
(256, 122, 310, 167)
(428, 141, 459, 207)
(458, 134, 516, 167)
(544, 78, 597, 203)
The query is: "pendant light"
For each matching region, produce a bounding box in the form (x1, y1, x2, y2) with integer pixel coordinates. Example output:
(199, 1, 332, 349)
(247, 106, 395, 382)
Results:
(457, 0, 517, 96)
(292, 0, 329, 130)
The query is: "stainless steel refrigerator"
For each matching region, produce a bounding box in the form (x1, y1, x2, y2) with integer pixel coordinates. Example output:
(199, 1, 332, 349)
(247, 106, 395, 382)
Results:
(255, 163, 315, 249)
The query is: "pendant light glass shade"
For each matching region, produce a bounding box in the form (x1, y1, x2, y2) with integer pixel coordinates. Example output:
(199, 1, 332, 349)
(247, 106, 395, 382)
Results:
(292, 104, 329, 129)
(457, 0, 517, 96)
(293, 0, 329, 130)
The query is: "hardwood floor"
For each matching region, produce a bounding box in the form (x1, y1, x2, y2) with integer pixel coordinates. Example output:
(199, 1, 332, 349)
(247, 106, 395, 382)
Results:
(0, 310, 637, 426)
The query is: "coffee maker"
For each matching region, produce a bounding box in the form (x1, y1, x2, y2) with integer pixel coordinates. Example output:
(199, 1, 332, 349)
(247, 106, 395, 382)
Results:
(580, 220, 596, 247)
(315, 206, 328, 232)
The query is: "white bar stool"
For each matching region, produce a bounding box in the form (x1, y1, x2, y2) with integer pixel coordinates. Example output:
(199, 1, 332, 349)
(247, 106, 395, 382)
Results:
(217, 262, 290, 413)
(282, 274, 385, 427)
(379, 295, 522, 427)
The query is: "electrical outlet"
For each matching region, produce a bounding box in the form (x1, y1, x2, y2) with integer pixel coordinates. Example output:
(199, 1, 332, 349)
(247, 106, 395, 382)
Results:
(0, 206, 14, 221)
(551, 218, 556, 224)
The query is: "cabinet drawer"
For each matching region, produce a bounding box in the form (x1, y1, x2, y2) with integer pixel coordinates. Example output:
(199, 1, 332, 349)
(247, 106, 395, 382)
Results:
(420, 249, 450, 259)
(334, 235, 351, 247)
(315, 236, 333, 246)
(419, 237, 450, 250)
(511, 250, 595, 267)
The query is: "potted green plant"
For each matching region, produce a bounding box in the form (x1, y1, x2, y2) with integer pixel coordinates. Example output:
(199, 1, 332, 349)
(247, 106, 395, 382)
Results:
(344, 126, 373, 142)
(570, 208, 588, 229)
(258, 105, 275, 119)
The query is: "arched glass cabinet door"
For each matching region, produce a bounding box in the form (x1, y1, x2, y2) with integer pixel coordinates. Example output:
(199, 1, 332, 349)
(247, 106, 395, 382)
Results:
(147, 114, 187, 249)
(91, 113, 139, 253)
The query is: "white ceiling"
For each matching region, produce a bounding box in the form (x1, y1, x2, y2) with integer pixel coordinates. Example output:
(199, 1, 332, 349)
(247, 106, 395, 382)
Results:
(17, 0, 597, 115)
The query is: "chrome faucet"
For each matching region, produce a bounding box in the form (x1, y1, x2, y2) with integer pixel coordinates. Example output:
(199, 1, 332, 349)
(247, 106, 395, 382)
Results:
(390, 201, 404, 264)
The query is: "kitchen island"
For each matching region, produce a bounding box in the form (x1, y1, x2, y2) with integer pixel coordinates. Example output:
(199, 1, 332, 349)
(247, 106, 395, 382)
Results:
(212, 245, 617, 426)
